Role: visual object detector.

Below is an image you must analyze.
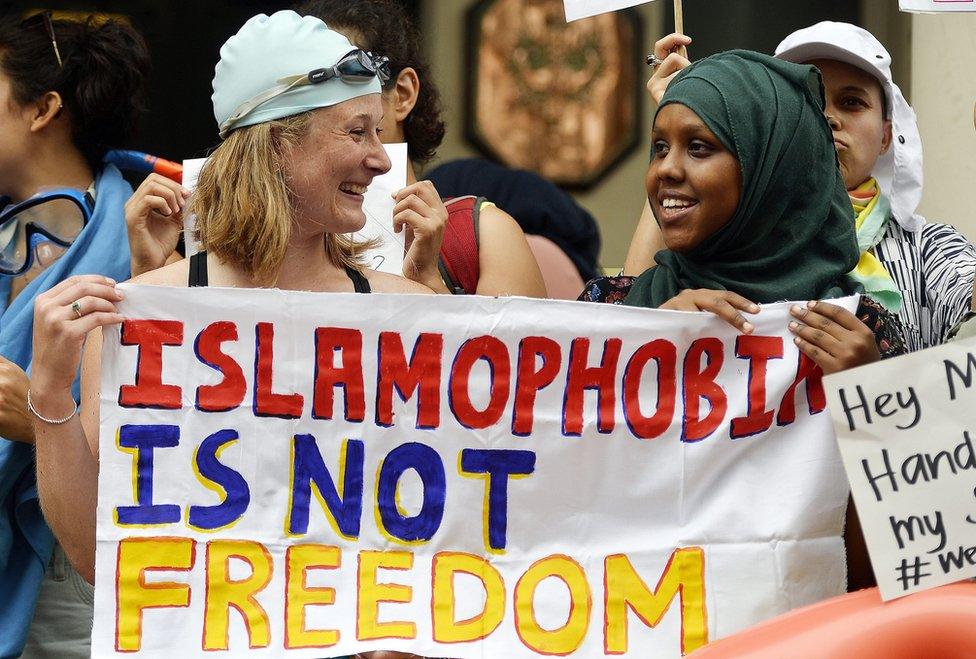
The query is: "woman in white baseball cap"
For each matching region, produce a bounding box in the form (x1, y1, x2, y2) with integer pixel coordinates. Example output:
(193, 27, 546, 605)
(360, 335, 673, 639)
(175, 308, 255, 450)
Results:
(775, 21, 976, 353)
(26, 10, 434, 588)
(625, 22, 975, 353)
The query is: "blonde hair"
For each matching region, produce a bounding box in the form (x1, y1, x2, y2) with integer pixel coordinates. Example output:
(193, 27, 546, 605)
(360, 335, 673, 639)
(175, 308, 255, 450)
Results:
(190, 112, 366, 284)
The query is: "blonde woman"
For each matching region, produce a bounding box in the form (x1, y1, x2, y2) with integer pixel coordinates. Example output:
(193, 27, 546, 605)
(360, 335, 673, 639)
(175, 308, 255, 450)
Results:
(27, 11, 433, 586)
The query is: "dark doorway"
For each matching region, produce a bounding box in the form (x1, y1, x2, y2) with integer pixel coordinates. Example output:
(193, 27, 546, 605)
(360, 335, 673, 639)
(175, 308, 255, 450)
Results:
(0, 1, 421, 163)
(664, 1, 859, 58)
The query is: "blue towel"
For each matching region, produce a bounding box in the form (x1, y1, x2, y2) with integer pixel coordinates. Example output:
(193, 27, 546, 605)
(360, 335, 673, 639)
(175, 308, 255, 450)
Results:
(0, 165, 131, 656)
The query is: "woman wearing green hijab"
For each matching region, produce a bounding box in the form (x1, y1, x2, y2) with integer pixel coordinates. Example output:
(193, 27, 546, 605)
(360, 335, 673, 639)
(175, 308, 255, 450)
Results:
(618, 50, 903, 373)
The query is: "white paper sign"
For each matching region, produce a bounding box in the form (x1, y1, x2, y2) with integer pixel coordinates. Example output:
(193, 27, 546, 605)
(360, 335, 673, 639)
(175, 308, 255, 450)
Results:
(564, 0, 654, 21)
(94, 288, 857, 657)
(352, 142, 407, 275)
(900, 0, 976, 12)
(179, 143, 408, 272)
(826, 336, 976, 601)
(180, 158, 207, 257)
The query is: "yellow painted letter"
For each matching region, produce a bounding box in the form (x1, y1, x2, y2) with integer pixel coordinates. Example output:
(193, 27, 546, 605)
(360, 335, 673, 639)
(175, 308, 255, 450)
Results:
(285, 544, 341, 648)
(432, 552, 505, 643)
(604, 548, 707, 655)
(203, 540, 273, 650)
(115, 537, 195, 652)
(514, 555, 591, 655)
(357, 550, 416, 640)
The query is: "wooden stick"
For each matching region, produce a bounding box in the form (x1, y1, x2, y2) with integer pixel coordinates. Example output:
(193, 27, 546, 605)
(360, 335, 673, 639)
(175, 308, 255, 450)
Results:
(673, 0, 687, 58)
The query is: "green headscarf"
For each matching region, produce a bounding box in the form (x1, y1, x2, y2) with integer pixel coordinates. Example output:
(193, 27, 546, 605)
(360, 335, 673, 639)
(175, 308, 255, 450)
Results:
(624, 50, 860, 308)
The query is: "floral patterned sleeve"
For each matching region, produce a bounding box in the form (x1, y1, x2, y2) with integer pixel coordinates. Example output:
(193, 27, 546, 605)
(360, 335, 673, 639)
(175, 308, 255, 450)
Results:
(577, 276, 636, 305)
(856, 296, 908, 359)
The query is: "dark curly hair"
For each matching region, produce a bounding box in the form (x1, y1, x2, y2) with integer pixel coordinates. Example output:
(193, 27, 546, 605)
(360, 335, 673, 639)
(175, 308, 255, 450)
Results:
(0, 13, 150, 170)
(295, 0, 446, 165)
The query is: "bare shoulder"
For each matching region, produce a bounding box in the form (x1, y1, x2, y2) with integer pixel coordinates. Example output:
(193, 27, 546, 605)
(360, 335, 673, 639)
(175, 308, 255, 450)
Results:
(476, 205, 547, 298)
(126, 258, 189, 287)
(364, 269, 435, 294)
(478, 205, 525, 241)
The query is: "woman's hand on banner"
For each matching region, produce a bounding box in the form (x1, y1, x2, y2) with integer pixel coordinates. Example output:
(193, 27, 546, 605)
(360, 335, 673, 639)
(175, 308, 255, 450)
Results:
(125, 173, 189, 277)
(30, 275, 124, 399)
(0, 355, 34, 443)
(789, 301, 881, 374)
(394, 180, 450, 293)
(661, 289, 760, 334)
(647, 33, 692, 105)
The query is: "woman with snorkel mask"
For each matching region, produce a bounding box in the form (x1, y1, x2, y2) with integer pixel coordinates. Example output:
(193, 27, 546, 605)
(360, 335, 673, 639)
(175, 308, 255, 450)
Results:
(0, 12, 149, 656)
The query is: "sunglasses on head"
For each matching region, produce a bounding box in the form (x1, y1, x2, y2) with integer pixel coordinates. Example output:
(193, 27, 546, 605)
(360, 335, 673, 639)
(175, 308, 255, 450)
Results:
(21, 10, 63, 68)
(219, 49, 392, 138)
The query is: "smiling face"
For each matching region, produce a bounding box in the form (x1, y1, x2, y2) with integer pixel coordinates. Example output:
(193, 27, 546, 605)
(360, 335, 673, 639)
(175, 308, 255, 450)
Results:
(811, 58, 892, 191)
(282, 94, 391, 238)
(647, 103, 741, 253)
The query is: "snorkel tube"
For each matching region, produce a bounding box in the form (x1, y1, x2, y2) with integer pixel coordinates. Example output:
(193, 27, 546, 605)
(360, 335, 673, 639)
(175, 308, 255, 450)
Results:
(104, 149, 183, 183)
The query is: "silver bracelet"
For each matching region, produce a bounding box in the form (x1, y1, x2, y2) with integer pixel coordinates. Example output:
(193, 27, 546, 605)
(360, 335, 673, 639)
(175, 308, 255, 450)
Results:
(26, 389, 78, 425)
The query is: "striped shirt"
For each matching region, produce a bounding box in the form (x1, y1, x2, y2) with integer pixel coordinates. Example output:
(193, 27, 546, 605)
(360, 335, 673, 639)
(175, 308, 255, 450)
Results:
(874, 219, 976, 352)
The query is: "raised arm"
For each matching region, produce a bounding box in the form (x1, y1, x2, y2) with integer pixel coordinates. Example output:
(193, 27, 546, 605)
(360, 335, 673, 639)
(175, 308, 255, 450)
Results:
(30, 275, 123, 584)
(125, 173, 188, 277)
(622, 199, 666, 276)
(396, 180, 546, 298)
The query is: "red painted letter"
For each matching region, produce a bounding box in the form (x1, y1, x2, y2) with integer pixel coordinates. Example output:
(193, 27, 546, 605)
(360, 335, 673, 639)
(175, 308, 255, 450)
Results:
(194, 321, 245, 413)
(313, 328, 365, 422)
(563, 338, 622, 435)
(449, 336, 511, 429)
(253, 322, 304, 419)
(730, 335, 783, 439)
(512, 337, 562, 436)
(777, 353, 826, 426)
(119, 320, 184, 409)
(376, 332, 443, 428)
(623, 339, 677, 440)
(681, 338, 727, 442)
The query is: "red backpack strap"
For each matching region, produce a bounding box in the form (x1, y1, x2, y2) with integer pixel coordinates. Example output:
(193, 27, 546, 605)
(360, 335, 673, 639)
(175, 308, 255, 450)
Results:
(438, 195, 482, 295)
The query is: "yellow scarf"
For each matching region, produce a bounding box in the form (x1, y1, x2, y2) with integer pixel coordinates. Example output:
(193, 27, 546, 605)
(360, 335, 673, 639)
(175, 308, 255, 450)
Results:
(848, 179, 902, 312)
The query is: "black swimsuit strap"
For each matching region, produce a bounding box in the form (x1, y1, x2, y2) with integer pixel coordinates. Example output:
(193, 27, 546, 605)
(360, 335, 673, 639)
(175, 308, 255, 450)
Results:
(188, 251, 368, 293)
(345, 265, 371, 294)
(188, 251, 208, 287)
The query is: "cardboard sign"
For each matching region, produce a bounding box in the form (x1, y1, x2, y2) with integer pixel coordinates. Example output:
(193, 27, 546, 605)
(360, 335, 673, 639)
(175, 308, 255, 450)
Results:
(826, 335, 976, 601)
(179, 143, 408, 273)
(564, 0, 653, 21)
(900, 0, 976, 12)
(94, 287, 857, 657)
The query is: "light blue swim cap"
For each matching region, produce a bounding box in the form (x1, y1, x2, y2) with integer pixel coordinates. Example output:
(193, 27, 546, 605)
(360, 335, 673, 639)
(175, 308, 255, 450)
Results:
(212, 10, 382, 137)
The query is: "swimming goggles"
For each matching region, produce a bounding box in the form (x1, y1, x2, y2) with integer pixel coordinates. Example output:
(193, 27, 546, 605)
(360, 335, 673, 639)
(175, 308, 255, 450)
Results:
(0, 187, 93, 276)
(219, 49, 391, 138)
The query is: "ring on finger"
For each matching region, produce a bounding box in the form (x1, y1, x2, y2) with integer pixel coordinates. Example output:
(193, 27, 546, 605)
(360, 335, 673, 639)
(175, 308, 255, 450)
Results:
(645, 54, 664, 68)
(70, 300, 83, 319)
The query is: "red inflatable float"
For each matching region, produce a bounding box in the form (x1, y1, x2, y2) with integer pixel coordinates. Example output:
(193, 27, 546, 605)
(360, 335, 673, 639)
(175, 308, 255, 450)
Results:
(690, 583, 976, 659)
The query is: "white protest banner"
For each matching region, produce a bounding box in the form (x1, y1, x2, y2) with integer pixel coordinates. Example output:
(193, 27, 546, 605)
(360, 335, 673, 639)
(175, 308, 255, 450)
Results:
(94, 286, 857, 657)
(179, 143, 408, 272)
(826, 336, 976, 601)
(564, 0, 653, 21)
(900, 0, 976, 12)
